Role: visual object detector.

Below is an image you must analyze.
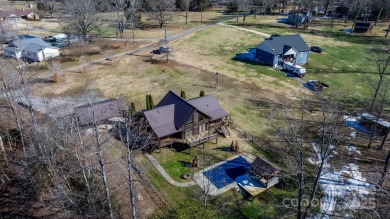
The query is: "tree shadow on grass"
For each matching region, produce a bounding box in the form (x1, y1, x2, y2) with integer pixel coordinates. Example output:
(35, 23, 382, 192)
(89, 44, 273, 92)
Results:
(178, 160, 191, 168)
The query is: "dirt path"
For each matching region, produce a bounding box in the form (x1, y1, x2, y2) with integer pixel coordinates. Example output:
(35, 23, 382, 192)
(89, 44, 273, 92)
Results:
(216, 22, 271, 38)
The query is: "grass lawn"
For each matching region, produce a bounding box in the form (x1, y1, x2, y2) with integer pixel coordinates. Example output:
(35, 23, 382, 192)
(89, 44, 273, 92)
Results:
(28, 12, 389, 218)
(136, 151, 297, 218)
(172, 21, 385, 101)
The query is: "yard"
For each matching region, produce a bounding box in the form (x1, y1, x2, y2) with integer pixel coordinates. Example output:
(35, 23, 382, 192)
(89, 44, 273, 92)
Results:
(24, 12, 390, 218)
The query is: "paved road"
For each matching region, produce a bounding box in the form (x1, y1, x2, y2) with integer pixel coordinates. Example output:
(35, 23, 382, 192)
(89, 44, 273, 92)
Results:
(59, 17, 237, 75)
(145, 154, 196, 187)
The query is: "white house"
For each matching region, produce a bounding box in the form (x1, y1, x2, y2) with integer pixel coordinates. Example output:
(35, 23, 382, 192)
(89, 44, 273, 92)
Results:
(3, 37, 60, 62)
(23, 43, 60, 62)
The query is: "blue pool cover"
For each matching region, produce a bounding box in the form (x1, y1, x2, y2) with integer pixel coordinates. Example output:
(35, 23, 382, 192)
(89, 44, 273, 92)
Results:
(344, 121, 373, 134)
(203, 156, 251, 189)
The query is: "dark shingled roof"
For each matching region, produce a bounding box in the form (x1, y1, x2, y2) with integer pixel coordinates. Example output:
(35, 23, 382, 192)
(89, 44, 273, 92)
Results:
(74, 99, 125, 126)
(251, 157, 280, 180)
(143, 105, 177, 138)
(187, 95, 229, 121)
(156, 91, 197, 129)
(256, 34, 309, 55)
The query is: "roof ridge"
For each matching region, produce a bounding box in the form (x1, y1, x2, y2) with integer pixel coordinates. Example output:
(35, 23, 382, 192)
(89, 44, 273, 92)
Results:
(167, 90, 197, 110)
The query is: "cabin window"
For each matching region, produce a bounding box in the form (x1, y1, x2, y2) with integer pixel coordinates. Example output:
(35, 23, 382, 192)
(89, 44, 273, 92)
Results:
(185, 128, 192, 138)
(199, 123, 208, 133)
(199, 114, 207, 121)
(186, 116, 193, 125)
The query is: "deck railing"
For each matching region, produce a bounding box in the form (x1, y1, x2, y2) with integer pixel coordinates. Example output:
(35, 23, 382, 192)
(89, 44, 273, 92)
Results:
(186, 133, 218, 147)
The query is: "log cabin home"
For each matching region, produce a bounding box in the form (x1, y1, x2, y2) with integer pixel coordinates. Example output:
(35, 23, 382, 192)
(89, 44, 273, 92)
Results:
(143, 91, 230, 152)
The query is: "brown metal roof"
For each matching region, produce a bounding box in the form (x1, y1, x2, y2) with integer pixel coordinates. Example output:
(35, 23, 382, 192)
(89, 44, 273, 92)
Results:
(187, 95, 228, 121)
(74, 99, 125, 126)
(143, 104, 178, 138)
(157, 91, 197, 128)
(251, 157, 280, 180)
(14, 9, 34, 17)
(144, 91, 229, 138)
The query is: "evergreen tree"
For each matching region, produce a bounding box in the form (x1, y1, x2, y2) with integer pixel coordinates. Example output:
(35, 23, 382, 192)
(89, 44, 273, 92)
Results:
(199, 90, 205, 97)
(130, 102, 136, 115)
(149, 94, 154, 109)
(180, 90, 187, 99)
(146, 94, 151, 110)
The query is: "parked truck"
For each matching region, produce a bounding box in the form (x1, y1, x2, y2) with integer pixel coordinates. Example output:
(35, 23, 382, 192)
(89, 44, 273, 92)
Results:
(282, 62, 306, 77)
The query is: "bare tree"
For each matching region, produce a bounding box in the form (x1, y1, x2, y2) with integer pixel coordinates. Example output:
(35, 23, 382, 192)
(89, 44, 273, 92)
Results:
(61, 0, 102, 42)
(274, 93, 307, 219)
(275, 90, 346, 219)
(117, 108, 158, 218)
(38, 0, 57, 16)
(86, 95, 115, 219)
(105, 0, 140, 38)
(369, 41, 390, 113)
(145, 0, 176, 28)
(183, 0, 193, 24)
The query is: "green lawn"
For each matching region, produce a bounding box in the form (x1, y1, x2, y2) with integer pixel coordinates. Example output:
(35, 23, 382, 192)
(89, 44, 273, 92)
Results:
(185, 22, 383, 101)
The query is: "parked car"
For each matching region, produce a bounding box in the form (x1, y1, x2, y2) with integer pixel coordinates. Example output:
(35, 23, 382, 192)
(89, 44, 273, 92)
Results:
(310, 46, 323, 53)
(151, 49, 161, 54)
(159, 45, 172, 53)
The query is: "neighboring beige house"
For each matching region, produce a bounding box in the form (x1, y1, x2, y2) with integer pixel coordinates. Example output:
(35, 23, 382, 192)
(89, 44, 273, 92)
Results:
(0, 9, 40, 21)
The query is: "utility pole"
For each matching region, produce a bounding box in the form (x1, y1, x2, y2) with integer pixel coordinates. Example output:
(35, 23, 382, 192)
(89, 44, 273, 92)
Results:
(131, 22, 135, 43)
(200, 3, 203, 24)
(164, 26, 167, 45)
(185, 0, 188, 24)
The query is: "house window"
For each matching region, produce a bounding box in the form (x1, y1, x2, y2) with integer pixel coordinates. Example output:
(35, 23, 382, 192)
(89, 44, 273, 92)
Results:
(186, 116, 193, 125)
(185, 128, 193, 138)
(199, 123, 208, 133)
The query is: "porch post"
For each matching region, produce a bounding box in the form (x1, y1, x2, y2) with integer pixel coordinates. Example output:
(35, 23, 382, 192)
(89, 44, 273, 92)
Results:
(380, 128, 389, 150)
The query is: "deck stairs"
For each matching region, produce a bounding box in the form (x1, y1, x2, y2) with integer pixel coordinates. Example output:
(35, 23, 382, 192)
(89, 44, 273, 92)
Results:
(220, 125, 230, 138)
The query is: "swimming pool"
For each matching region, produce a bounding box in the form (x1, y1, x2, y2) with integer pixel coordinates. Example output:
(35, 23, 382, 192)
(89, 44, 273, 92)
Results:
(203, 156, 251, 189)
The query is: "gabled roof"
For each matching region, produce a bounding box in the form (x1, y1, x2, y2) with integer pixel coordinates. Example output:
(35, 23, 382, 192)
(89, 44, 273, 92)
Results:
(157, 91, 197, 129)
(12, 38, 50, 50)
(361, 113, 390, 128)
(144, 91, 229, 138)
(251, 157, 280, 180)
(187, 95, 229, 121)
(143, 105, 177, 138)
(23, 43, 57, 53)
(256, 34, 309, 55)
(74, 99, 126, 126)
(14, 9, 34, 17)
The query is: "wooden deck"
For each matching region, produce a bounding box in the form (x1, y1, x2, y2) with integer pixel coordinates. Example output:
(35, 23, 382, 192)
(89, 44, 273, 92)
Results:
(185, 132, 218, 147)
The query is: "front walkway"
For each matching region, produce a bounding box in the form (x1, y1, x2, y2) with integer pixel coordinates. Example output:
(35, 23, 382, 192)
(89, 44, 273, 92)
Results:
(145, 154, 196, 187)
